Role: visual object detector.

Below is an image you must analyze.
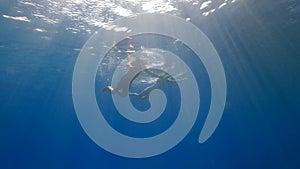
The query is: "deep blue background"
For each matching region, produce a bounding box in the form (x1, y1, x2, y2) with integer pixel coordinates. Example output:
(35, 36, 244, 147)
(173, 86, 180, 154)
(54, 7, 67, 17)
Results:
(0, 0, 299, 168)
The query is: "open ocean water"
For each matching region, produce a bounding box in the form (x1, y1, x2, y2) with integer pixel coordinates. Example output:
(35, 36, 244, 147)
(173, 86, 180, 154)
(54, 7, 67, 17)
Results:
(0, 0, 299, 168)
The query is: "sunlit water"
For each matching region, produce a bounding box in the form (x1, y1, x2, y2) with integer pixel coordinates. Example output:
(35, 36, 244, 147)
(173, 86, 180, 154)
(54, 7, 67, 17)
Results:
(0, 0, 300, 168)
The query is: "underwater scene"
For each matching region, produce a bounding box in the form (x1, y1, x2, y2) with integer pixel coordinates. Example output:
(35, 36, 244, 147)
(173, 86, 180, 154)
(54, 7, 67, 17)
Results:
(0, 0, 299, 168)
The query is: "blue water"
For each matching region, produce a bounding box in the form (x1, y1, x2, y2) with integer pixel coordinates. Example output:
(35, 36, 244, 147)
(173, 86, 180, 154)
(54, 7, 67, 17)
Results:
(0, 0, 300, 168)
